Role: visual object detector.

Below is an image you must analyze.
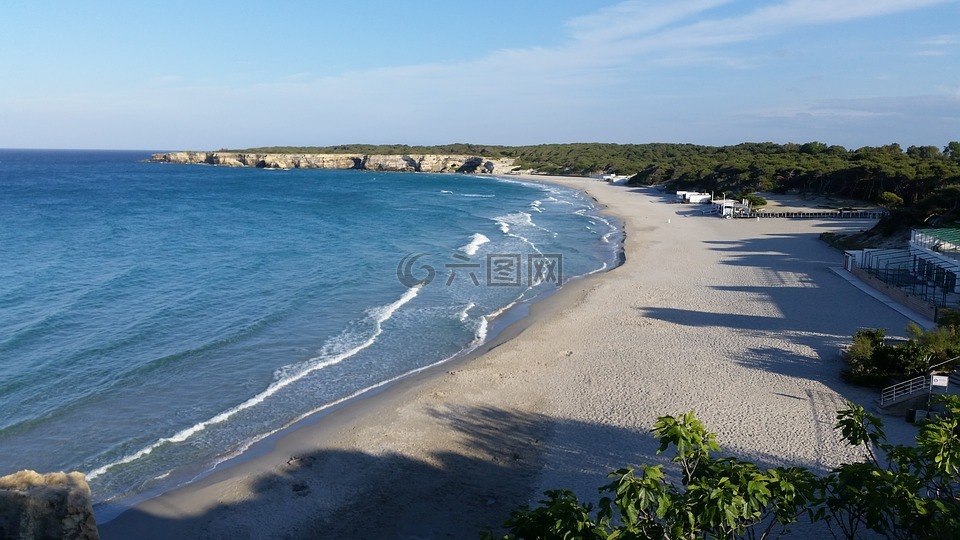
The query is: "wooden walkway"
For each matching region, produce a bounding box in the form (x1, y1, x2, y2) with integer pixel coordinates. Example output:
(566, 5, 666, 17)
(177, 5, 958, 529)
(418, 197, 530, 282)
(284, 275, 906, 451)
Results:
(737, 210, 889, 219)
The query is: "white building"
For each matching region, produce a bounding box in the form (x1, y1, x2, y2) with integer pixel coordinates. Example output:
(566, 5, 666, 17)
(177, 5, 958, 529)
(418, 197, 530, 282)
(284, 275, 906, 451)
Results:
(676, 191, 712, 204)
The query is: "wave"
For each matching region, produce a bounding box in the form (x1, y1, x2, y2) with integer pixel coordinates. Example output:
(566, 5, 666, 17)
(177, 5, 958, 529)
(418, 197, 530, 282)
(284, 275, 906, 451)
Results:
(458, 302, 475, 323)
(577, 209, 618, 244)
(458, 233, 490, 256)
(461, 194, 495, 198)
(1, 282, 314, 437)
(493, 211, 533, 235)
(493, 211, 557, 256)
(529, 200, 543, 213)
(439, 190, 453, 194)
(470, 316, 489, 347)
(87, 286, 421, 481)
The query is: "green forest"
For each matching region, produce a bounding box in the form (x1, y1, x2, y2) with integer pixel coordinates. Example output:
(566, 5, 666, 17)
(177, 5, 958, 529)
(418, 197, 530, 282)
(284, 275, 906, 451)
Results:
(229, 142, 960, 228)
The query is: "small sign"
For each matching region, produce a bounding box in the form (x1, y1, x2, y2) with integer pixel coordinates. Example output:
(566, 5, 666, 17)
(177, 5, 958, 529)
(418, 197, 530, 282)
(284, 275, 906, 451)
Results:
(931, 375, 950, 387)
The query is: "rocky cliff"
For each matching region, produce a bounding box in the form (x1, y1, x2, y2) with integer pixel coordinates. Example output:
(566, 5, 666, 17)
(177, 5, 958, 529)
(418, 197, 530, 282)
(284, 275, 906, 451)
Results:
(150, 152, 517, 174)
(0, 470, 99, 540)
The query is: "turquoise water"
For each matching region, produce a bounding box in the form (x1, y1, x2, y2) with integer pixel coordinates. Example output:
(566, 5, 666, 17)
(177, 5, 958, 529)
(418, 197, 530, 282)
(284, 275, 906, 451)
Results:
(0, 150, 620, 511)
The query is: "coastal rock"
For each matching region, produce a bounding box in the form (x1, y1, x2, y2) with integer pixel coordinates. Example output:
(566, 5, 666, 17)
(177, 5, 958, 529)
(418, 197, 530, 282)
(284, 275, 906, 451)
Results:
(362, 154, 422, 172)
(0, 470, 99, 540)
(152, 151, 215, 165)
(149, 152, 516, 174)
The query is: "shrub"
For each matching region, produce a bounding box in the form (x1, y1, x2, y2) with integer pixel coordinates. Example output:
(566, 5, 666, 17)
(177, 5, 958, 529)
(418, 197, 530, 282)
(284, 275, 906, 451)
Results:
(842, 328, 887, 384)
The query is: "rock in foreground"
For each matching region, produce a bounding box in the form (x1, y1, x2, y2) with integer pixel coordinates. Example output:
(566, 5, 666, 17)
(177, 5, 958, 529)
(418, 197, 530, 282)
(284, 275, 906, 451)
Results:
(0, 470, 99, 540)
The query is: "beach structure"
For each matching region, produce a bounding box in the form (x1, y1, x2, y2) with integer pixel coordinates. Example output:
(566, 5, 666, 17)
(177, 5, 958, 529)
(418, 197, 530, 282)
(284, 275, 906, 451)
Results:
(844, 228, 960, 411)
(710, 198, 750, 218)
(843, 228, 960, 321)
(675, 191, 712, 204)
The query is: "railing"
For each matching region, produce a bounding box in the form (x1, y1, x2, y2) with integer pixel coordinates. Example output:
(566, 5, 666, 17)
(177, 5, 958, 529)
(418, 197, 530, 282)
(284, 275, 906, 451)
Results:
(880, 376, 929, 407)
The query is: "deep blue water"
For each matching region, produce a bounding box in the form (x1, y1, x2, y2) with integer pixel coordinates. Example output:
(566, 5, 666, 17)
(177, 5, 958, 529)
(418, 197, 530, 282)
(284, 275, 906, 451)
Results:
(0, 149, 619, 511)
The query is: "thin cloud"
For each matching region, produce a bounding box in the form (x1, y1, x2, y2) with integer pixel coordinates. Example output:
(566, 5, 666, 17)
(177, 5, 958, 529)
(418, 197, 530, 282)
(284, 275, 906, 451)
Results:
(615, 0, 953, 53)
(920, 34, 960, 46)
(564, 0, 732, 43)
(753, 94, 960, 120)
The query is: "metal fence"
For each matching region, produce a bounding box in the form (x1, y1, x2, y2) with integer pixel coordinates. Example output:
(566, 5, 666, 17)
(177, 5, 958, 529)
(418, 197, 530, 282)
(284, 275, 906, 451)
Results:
(859, 249, 955, 308)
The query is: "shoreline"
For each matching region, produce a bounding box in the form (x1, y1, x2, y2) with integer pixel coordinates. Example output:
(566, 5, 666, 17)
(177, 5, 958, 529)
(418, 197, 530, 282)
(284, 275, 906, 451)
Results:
(101, 176, 920, 539)
(95, 173, 623, 529)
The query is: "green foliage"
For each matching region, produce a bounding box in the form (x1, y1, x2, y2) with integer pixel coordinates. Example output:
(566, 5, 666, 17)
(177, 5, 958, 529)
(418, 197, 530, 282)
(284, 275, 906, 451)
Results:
(489, 411, 818, 540)
(223, 141, 960, 228)
(492, 489, 607, 540)
(873, 342, 931, 378)
(880, 191, 905, 207)
(841, 324, 960, 385)
(842, 328, 887, 384)
(730, 193, 768, 207)
(825, 399, 960, 538)
(937, 308, 960, 327)
(490, 400, 960, 539)
(905, 321, 960, 366)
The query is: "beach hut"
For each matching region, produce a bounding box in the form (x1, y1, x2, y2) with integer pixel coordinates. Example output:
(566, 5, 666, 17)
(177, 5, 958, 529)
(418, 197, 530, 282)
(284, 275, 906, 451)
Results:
(676, 191, 711, 204)
(712, 199, 749, 217)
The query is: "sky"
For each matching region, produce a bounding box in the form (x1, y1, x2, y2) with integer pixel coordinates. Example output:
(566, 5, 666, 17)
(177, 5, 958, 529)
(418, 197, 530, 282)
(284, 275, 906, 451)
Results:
(1, 0, 958, 150)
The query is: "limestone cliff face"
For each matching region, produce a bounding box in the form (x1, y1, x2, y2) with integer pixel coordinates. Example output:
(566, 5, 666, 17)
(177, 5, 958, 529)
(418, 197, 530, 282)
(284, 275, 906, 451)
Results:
(150, 152, 516, 174)
(0, 470, 99, 540)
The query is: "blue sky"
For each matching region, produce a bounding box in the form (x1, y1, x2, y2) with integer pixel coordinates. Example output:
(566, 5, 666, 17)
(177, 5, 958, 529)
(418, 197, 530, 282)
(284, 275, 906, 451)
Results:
(1, 0, 958, 150)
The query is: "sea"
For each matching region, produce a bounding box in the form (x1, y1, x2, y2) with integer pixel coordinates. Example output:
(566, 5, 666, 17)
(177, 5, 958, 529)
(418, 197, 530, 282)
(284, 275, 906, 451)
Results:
(0, 149, 620, 518)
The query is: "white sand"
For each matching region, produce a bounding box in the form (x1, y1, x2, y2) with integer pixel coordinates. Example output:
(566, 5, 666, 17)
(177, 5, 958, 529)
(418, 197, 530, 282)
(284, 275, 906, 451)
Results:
(100, 177, 919, 539)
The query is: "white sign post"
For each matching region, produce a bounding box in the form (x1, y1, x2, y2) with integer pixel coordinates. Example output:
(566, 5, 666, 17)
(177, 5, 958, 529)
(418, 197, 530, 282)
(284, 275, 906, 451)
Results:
(927, 375, 951, 417)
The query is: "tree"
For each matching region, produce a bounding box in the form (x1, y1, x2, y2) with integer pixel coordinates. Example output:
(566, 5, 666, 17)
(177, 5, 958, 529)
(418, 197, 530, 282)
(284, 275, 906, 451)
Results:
(945, 142, 960, 161)
(800, 141, 828, 155)
(880, 191, 904, 207)
(823, 400, 960, 538)
(487, 399, 960, 539)
(488, 411, 819, 540)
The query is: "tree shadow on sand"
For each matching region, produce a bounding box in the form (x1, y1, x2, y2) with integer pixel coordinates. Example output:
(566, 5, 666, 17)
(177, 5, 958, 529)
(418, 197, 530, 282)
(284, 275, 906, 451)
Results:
(639, 232, 912, 382)
(98, 405, 814, 540)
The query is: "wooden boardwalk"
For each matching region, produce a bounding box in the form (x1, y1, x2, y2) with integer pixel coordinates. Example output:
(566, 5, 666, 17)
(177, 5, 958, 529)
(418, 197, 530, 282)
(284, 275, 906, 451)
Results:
(738, 210, 889, 219)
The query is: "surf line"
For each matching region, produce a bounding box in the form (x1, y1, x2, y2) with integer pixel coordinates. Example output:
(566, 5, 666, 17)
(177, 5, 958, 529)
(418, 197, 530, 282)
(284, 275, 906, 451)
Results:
(87, 286, 421, 480)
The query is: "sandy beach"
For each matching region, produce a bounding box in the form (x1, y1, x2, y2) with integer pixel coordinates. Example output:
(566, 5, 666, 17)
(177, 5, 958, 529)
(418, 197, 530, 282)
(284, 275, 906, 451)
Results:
(100, 176, 920, 539)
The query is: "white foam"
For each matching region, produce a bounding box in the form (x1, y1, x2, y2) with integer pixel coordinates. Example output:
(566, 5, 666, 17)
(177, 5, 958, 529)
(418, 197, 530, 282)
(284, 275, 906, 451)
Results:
(87, 286, 421, 481)
(584, 261, 609, 276)
(461, 193, 495, 198)
(458, 233, 490, 256)
(440, 190, 453, 194)
(529, 200, 543, 213)
(493, 211, 534, 234)
(458, 302, 475, 322)
(470, 317, 489, 347)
